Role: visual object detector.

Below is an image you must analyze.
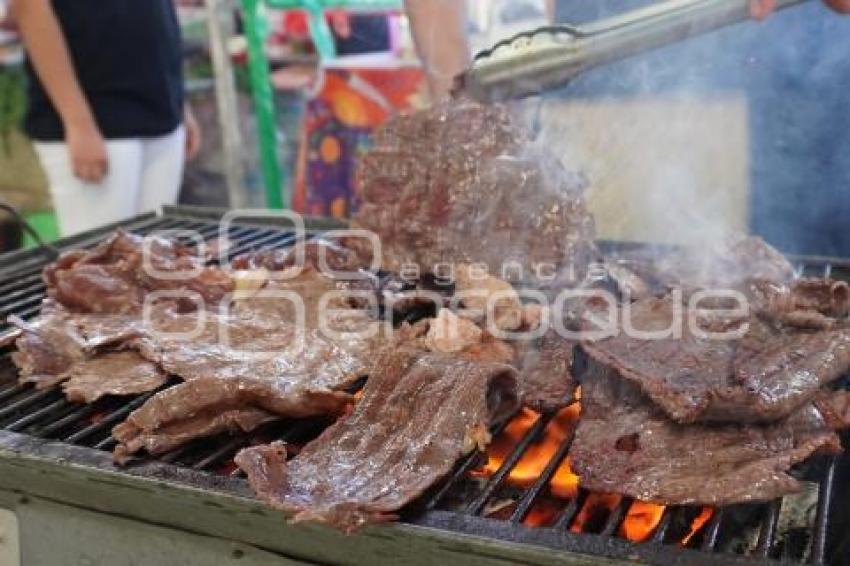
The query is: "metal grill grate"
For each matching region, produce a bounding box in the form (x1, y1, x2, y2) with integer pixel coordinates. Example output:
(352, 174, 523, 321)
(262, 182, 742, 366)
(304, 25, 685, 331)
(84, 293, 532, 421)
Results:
(0, 208, 847, 565)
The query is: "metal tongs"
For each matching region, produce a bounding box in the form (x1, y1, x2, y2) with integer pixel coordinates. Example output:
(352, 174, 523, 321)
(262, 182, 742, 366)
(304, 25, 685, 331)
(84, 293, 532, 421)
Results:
(457, 0, 809, 102)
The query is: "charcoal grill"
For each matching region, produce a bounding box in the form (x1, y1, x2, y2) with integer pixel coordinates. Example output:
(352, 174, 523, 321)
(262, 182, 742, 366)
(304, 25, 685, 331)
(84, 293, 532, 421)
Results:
(0, 206, 848, 565)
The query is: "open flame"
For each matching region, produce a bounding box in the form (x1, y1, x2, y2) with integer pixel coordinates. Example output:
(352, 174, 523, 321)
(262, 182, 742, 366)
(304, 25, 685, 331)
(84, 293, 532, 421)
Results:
(471, 407, 541, 480)
(471, 401, 581, 496)
(523, 499, 564, 527)
(681, 507, 714, 546)
(620, 502, 666, 542)
(570, 493, 622, 533)
(472, 388, 712, 545)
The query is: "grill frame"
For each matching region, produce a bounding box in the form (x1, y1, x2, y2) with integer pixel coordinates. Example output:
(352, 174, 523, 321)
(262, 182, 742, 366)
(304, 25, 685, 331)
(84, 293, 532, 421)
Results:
(0, 206, 846, 565)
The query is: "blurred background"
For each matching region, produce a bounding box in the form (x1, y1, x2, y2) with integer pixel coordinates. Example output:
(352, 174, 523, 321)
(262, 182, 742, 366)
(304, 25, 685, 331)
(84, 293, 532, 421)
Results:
(0, 0, 847, 255)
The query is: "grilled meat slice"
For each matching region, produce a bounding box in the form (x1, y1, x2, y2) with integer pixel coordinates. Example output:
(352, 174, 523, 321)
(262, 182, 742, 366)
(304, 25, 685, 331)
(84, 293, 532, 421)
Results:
(603, 235, 796, 302)
(570, 352, 850, 505)
(114, 406, 275, 459)
(750, 277, 850, 329)
(9, 308, 166, 402)
(235, 348, 520, 530)
(43, 230, 232, 314)
(352, 99, 597, 281)
(61, 351, 166, 404)
(516, 329, 576, 413)
(9, 311, 89, 389)
(580, 296, 850, 424)
(111, 305, 383, 462)
(651, 235, 796, 295)
(11, 253, 388, 459)
(231, 239, 368, 274)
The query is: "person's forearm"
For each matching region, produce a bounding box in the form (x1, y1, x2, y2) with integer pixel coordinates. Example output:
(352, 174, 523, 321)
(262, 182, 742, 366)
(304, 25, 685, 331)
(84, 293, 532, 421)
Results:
(404, 0, 470, 100)
(12, 0, 97, 131)
(544, 0, 557, 22)
(825, 0, 850, 13)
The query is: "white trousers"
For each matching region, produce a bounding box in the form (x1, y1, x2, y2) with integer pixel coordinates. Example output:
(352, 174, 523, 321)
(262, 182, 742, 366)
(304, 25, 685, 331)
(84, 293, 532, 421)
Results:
(34, 126, 186, 236)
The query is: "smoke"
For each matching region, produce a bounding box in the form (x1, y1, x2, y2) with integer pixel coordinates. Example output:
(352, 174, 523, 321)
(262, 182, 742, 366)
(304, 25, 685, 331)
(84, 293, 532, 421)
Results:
(518, 1, 850, 257)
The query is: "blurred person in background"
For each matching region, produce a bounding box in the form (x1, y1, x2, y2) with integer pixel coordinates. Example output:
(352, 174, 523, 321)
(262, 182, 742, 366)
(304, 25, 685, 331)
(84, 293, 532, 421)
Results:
(11, 0, 201, 236)
(404, 0, 470, 99)
(406, 0, 850, 258)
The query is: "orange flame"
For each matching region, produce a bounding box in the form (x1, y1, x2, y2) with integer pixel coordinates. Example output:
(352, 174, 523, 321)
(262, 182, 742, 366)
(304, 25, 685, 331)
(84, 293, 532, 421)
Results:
(473, 388, 673, 543)
(471, 407, 541, 479)
(523, 499, 563, 528)
(620, 501, 666, 542)
(681, 507, 714, 546)
(550, 455, 581, 500)
(472, 402, 581, 494)
(570, 492, 622, 533)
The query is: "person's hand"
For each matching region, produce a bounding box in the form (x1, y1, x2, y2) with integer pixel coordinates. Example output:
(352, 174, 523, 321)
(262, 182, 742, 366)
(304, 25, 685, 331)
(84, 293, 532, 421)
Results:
(65, 121, 108, 183)
(749, 0, 775, 20)
(750, 0, 850, 19)
(184, 104, 201, 161)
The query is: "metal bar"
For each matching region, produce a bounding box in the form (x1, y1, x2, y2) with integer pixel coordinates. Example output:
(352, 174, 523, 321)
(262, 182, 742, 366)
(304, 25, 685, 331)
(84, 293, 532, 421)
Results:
(4, 398, 71, 433)
(0, 388, 58, 421)
(64, 389, 164, 445)
(229, 417, 336, 478)
(650, 508, 674, 543)
(700, 508, 724, 551)
(425, 455, 485, 510)
(509, 425, 575, 523)
(0, 383, 25, 404)
(220, 227, 281, 255)
(756, 499, 781, 557)
(601, 498, 630, 537)
(219, 229, 293, 260)
(93, 436, 116, 451)
(6, 304, 47, 324)
(462, 0, 809, 102)
(811, 457, 836, 565)
(553, 490, 587, 531)
(38, 404, 100, 438)
(192, 436, 250, 470)
(221, 225, 258, 242)
(465, 415, 550, 516)
(160, 445, 195, 464)
(424, 421, 513, 511)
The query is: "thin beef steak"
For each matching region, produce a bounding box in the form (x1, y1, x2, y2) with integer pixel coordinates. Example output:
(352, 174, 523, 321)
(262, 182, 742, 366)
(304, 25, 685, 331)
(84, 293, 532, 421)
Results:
(111, 304, 383, 462)
(516, 329, 576, 413)
(44, 230, 232, 314)
(61, 351, 166, 404)
(9, 308, 164, 403)
(235, 347, 520, 530)
(580, 296, 850, 424)
(352, 99, 597, 282)
(570, 350, 850, 505)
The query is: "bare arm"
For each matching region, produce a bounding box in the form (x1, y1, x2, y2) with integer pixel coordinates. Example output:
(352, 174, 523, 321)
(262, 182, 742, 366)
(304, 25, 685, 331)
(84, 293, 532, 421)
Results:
(12, 0, 108, 182)
(751, 0, 850, 18)
(404, 0, 470, 100)
(824, 0, 850, 13)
